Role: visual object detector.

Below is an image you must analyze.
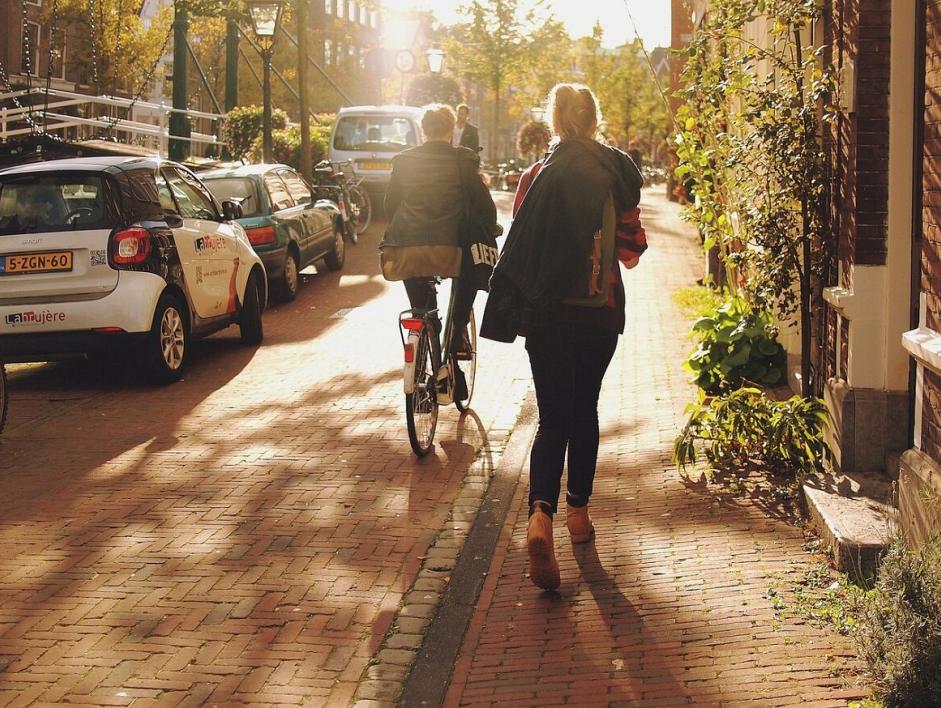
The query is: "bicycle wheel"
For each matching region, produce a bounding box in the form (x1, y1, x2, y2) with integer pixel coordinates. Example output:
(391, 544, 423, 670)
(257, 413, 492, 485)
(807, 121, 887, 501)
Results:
(349, 186, 372, 235)
(454, 309, 477, 413)
(406, 323, 441, 456)
(0, 365, 7, 434)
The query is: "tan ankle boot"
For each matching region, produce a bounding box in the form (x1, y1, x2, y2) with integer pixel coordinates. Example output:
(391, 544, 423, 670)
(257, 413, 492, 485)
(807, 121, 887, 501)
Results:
(566, 505, 594, 544)
(527, 504, 560, 590)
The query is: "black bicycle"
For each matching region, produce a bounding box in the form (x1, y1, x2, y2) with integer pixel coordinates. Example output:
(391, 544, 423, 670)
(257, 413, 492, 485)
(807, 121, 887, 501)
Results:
(313, 159, 372, 244)
(399, 277, 477, 457)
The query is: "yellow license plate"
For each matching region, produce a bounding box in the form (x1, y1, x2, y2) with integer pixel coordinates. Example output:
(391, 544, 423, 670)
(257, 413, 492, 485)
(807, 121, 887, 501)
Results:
(358, 161, 390, 171)
(1, 251, 73, 275)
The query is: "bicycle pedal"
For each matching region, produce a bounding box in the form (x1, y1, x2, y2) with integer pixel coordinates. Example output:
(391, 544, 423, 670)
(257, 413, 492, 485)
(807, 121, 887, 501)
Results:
(436, 365, 453, 405)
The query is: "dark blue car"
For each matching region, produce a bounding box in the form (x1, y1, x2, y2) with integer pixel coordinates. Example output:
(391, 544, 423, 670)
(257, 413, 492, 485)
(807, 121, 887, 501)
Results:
(202, 164, 344, 301)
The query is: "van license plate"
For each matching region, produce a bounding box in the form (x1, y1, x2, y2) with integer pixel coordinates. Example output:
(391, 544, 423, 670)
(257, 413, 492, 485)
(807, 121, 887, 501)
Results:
(0, 251, 74, 275)
(359, 161, 390, 171)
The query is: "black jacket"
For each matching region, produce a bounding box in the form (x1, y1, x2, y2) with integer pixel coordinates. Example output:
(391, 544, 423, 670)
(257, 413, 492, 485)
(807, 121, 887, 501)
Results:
(480, 138, 643, 342)
(382, 140, 496, 249)
(458, 122, 480, 154)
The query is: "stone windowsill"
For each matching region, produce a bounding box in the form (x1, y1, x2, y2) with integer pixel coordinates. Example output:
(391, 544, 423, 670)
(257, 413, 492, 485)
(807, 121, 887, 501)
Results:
(823, 286, 854, 315)
(902, 326, 941, 376)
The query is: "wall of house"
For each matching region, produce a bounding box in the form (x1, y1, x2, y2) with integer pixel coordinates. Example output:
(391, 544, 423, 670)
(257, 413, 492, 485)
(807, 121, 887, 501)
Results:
(822, 0, 912, 473)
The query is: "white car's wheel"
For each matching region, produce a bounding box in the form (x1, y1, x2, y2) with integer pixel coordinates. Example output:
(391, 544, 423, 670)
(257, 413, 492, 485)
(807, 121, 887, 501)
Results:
(240, 271, 264, 345)
(146, 292, 188, 384)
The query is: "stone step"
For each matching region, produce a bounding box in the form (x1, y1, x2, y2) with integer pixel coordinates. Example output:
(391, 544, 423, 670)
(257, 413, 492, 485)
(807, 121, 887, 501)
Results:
(802, 470, 898, 583)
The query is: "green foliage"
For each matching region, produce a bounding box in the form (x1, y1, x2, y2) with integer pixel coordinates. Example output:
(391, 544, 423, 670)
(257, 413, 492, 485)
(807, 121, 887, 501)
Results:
(672, 285, 725, 320)
(223, 106, 289, 161)
(516, 120, 550, 161)
(673, 388, 832, 484)
(405, 74, 463, 107)
(674, 0, 839, 396)
(247, 122, 332, 171)
(686, 297, 787, 393)
(854, 536, 941, 706)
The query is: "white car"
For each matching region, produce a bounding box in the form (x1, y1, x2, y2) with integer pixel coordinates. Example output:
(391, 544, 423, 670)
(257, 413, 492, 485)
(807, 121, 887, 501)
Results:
(328, 105, 424, 192)
(0, 156, 267, 383)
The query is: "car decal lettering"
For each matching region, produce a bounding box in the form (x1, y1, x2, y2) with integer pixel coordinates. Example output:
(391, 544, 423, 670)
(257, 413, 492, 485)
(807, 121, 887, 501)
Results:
(5, 310, 66, 326)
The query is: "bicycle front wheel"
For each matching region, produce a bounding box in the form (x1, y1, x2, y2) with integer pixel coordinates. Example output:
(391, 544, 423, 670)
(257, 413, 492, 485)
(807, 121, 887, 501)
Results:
(454, 308, 477, 413)
(406, 323, 440, 456)
(349, 186, 372, 235)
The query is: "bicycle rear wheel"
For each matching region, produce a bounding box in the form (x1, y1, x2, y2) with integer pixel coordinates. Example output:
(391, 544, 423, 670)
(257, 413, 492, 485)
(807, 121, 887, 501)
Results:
(406, 323, 441, 456)
(349, 186, 372, 235)
(454, 309, 477, 413)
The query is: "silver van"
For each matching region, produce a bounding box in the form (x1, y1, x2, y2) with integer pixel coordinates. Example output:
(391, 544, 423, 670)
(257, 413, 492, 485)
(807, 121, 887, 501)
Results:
(328, 105, 424, 193)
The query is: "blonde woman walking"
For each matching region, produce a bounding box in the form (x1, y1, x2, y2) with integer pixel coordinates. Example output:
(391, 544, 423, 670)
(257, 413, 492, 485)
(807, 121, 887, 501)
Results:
(481, 84, 647, 590)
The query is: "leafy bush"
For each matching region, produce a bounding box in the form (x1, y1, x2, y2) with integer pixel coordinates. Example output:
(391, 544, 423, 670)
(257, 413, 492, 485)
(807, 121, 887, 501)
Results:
(405, 73, 463, 107)
(673, 387, 832, 484)
(248, 122, 332, 171)
(686, 297, 787, 394)
(855, 536, 941, 706)
(223, 105, 289, 161)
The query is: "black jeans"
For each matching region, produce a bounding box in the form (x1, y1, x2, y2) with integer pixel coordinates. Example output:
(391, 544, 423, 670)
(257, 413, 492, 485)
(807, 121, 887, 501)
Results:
(404, 278, 476, 354)
(525, 324, 618, 514)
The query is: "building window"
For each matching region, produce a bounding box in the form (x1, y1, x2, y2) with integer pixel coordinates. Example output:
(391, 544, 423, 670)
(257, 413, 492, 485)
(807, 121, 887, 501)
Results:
(51, 29, 66, 80)
(336, 40, 344, 64)
(324, 0, 332, 14)
(22, 22, 40, 75)
(337, 0, 344, 19)
(369, 10, 379, 29)
(324, 38, 333, 65)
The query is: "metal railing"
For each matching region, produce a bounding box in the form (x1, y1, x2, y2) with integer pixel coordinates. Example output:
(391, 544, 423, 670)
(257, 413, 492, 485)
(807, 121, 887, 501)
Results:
(0, 87, 226, 157)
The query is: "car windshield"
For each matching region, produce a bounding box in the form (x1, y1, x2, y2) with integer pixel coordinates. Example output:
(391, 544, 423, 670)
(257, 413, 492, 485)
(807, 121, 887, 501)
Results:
(333, 115, 418, 152)
(202, 177, 262, 217)
(0, 173, 116, 235)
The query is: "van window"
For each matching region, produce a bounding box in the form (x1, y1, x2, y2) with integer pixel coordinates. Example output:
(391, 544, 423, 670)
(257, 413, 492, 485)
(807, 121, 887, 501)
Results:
(333, 115, 418, 152)
(0, 173, 117, 235)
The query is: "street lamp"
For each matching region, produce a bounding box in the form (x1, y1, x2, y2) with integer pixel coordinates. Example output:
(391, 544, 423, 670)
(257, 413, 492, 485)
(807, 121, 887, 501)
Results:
(530, 106, 545, 123)
(425, 46, 445, 75)
(247, 0, 285, 163)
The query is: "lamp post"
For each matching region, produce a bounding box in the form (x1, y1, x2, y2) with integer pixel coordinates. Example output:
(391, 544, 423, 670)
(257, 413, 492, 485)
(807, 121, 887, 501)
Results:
(425, 46, 444, 75)
(247, 0, 285, 163)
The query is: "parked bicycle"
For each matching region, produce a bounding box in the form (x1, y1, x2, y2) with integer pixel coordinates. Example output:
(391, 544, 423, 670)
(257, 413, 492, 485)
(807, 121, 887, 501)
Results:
(399, 277, 477, 457)
(313, 159, 372, 245)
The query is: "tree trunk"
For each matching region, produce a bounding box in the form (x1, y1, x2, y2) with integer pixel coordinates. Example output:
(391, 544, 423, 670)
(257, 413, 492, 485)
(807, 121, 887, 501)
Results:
(492, 72, 501, 164)
(800, 198, 812, 399)
(297, 0, 311, 179)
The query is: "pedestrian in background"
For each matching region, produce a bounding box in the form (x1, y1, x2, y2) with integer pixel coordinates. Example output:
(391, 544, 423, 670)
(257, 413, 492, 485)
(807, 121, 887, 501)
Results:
(454, 104, 481, 154)
(481, 83, 647, 591)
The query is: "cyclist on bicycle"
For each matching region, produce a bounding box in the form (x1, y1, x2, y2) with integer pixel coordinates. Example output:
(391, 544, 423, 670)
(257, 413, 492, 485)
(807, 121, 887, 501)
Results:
(380, 104, 498, 400)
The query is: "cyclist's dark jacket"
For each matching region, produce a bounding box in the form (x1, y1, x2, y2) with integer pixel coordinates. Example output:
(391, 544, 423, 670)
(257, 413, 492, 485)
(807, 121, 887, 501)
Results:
(381, 141, 497, 281)
(480, 138, 643, 342)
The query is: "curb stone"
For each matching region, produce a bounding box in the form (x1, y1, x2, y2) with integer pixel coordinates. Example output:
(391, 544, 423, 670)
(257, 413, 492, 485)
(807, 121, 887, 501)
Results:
(351, 379, 534, 706)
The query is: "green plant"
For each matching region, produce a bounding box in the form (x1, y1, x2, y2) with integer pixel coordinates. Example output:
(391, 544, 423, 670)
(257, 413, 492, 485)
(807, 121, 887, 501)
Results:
(854, 536, 941, 707)
(248, 123, 331, 171)
(223, 106, 289, 161)
(673, 387, 832, 485)
(672, 285, 725, 320)
(674, 0, 838, 397)
(686, 297, 787, 393)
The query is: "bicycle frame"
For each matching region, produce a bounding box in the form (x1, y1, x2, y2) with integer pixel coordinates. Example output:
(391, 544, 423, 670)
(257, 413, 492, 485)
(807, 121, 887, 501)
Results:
(397, 278, 460, 397)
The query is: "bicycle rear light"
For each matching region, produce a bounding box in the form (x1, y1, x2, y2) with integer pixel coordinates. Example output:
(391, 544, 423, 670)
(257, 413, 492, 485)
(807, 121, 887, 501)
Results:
(403, 342, 415, 363)
(400, 318, 424, 332)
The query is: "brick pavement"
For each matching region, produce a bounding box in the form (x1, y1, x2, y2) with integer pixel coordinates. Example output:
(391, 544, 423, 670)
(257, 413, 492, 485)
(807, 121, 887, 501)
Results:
(443, 190, 869, 707)
(0, 196, 532, 707)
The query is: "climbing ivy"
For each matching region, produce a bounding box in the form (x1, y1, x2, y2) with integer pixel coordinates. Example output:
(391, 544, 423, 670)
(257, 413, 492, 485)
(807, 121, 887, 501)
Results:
(674, 0, 838, 397)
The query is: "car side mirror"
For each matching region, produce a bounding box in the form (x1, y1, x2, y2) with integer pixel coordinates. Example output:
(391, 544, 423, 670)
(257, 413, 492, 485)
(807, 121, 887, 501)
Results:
(221, 200, 243, 221)
(164, 211, 184, 228)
